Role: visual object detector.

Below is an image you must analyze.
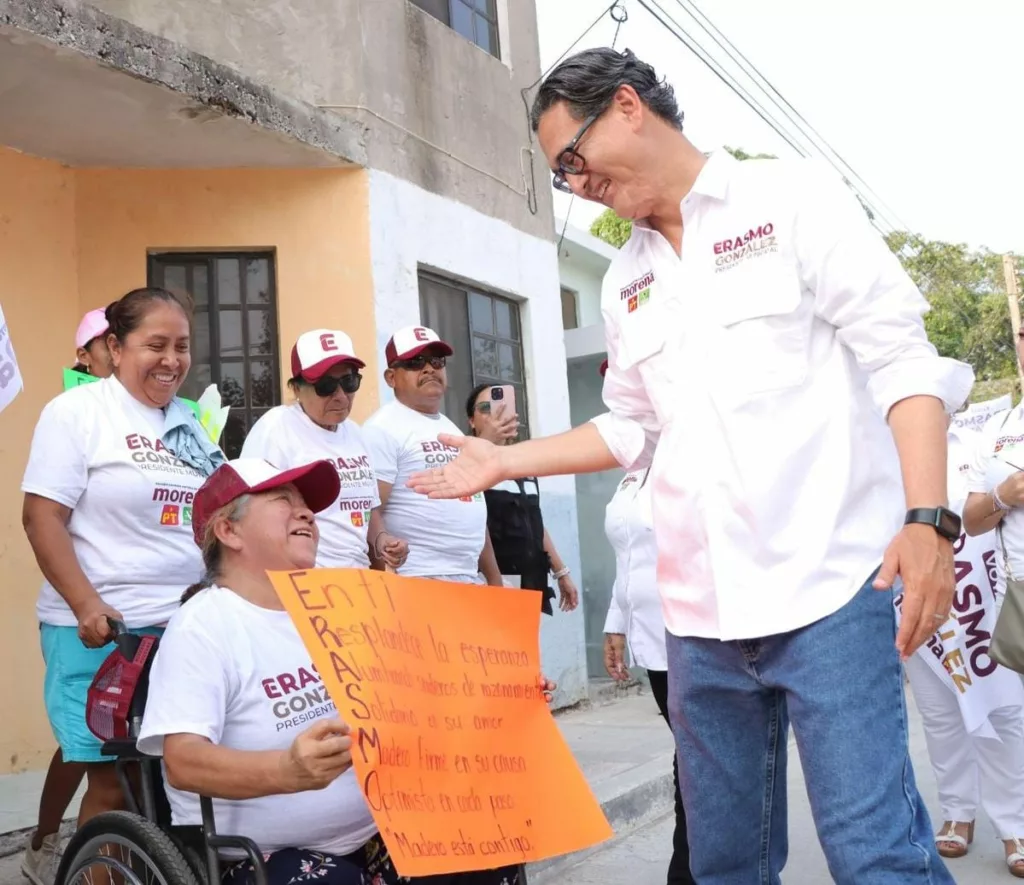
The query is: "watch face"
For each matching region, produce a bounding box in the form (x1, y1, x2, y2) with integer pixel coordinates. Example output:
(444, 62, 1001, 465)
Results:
(939, 508, 961, 538)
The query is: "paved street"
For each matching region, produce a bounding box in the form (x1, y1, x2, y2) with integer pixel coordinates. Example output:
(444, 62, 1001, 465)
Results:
(548, 703, 1004, 884)
(0, 699, 1009, 885)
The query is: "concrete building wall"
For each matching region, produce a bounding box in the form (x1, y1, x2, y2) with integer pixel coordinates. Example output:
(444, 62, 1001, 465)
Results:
(86, 0, 553, 241)
(0, 146, 80, 775)
(367, 168, 588, 707)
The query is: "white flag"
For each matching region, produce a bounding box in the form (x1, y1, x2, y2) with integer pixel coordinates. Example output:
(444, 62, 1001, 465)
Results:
(0, 303, 23, 415)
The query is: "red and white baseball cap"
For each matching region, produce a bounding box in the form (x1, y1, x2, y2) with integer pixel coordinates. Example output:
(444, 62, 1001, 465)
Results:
(75, 308, 110, 351)
(191, 458, 340, 545)
(290, 329, 365, 382)
(384, 325, 454, 366)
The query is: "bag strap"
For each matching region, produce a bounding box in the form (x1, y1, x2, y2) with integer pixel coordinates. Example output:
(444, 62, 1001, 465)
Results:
(995, 408, 1015, 580)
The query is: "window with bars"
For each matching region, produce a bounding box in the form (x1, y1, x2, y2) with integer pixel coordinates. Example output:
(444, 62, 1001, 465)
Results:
(418, 272, 528, 436)
(148, 252, 280, 458)
(408, 0, 500, 58)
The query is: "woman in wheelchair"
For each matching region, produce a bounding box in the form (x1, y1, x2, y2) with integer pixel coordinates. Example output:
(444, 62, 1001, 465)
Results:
(127, 457, 537, 885)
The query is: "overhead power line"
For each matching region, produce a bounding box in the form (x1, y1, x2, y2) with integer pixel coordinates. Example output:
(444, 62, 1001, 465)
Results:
(634, 0, 899, 238)
(667, 0, 913, 234)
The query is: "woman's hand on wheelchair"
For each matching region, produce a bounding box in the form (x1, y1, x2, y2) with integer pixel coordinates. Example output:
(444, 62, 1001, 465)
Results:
(75, 598, 124, 648)
(281, 717, 353, 792)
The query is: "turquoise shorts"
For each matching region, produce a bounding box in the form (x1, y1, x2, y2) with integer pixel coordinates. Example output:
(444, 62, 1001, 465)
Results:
(40, 624, 164, 763)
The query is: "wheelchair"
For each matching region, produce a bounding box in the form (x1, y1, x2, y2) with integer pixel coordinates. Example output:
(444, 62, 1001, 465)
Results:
(56, 622, 268, 885)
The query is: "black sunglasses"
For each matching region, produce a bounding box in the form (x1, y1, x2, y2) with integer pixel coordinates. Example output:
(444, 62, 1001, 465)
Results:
(552, 110, 605, 194)
(391, 355, 447, 371)
(312, 373, 362, 397)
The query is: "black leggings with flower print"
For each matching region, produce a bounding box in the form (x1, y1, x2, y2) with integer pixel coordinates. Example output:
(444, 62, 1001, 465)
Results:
(221, 835, 522, 885)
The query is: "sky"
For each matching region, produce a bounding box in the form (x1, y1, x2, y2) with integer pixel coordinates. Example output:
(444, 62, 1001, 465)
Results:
(535, 0, 1024, 254)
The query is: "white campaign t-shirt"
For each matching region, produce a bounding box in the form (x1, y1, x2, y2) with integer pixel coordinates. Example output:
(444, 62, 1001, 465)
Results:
(240, 405, 380, 568)
(363, 400, 486, 578)
(965, 404, 1024, 587)
(137, 585, 376, 856)
(21, 377, 206, 628)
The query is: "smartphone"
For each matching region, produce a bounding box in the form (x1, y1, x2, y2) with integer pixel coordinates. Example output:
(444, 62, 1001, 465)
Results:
(489, 385, 516, 418)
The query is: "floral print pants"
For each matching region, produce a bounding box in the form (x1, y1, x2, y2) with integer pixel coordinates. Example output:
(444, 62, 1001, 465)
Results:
(222, 834, 522, 885)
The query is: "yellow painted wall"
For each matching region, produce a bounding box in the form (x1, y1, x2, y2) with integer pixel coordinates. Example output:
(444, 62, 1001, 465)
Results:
(75, 167, 379, 421)
(0, 161, 376, 775)
(0, 147, 79, 774)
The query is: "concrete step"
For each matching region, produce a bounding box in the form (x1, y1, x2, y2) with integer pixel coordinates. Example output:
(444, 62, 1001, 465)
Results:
(527, 691, 675, 882)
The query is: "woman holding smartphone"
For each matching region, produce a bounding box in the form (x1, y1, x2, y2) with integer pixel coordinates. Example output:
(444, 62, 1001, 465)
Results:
(464, 383, 578, 614)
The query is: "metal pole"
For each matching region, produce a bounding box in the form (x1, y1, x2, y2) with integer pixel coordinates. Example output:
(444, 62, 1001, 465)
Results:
(1002, 253, 1024, 398)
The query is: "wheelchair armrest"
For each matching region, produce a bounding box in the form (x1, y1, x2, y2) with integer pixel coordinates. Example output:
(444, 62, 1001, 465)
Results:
(101, 740, 146, 758)
(200, 795, 268, 885)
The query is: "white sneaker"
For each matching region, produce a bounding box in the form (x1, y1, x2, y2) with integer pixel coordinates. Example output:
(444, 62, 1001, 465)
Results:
(21, 833, 62, 885)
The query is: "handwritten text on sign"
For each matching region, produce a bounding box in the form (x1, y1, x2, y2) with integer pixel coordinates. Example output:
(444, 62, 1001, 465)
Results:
(271, 569, 612, 877)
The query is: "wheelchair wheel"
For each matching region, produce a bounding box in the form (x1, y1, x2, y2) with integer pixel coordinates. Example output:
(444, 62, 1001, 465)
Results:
(58, 811, 200, 885)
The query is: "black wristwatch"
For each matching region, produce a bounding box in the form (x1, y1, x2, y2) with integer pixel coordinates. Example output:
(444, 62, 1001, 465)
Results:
(904, 507, 962, 542)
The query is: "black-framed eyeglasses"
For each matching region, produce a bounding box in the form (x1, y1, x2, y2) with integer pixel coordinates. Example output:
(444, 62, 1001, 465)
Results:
(552, 111, 604, 194)
(391, 355, 447, 371)
(312, 373, 362, 397)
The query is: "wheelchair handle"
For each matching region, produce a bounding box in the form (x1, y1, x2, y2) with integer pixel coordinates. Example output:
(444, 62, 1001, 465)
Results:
(106, 616, 129, 637)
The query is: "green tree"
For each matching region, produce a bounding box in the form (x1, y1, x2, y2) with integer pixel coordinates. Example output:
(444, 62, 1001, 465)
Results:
(885, 232, 1016, 384)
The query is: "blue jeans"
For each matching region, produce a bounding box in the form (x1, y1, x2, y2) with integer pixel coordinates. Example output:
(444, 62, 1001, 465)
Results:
(666, 573, 954, 884)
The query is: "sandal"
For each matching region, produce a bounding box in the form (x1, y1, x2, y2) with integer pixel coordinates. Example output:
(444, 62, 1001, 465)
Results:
(935, 821, 974, 859)
(1006, 838, 1024, 878)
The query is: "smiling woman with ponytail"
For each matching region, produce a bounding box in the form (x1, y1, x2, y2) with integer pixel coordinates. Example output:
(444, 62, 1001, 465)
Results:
(21, 286, 221, 838)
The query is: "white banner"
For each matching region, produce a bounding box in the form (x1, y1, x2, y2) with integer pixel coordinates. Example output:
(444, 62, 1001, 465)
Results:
(0, 303, 23, 416)
(953, 395, 1012, 435)
(895, 527, 1024, 738)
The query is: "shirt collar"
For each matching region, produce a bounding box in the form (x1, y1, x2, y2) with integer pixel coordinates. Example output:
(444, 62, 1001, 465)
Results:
(631, 147, 737, 232)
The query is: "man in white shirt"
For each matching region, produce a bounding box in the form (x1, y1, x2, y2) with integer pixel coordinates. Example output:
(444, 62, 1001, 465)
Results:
(409, 49, 974, 884)
(363, 326, 502, 585)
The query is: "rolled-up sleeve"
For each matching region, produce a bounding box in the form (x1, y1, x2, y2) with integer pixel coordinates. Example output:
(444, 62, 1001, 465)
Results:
(795, 160, 974, 417)
(590, 291, 662, 471)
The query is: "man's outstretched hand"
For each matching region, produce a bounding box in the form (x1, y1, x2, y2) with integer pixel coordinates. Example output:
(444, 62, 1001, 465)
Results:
(408, 434, 506, 498)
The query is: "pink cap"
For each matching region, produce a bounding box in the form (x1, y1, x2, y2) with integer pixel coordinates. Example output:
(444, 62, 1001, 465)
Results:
(191, 458, 340, 546)
(290, 329, 365, 382)
(75, 309, 109, 350)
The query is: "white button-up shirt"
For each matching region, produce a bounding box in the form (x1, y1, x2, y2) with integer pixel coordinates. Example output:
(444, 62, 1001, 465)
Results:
(603, 468, 667, 671)
(592, 150, 974, 641)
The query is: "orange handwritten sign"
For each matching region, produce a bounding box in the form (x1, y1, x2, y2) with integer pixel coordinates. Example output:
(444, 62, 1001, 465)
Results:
(270, 568, 612, 877)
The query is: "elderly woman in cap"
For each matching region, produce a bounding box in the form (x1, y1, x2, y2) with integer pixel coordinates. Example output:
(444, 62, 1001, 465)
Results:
(241, 328, 408, 572)
(139, 457, 550, 885)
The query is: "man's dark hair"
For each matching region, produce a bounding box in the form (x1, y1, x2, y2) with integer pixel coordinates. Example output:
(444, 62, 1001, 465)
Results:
(530, 48, 683, 133)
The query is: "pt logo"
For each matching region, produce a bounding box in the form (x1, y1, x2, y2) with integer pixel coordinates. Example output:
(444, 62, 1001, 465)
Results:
(350, 511, 365, 528)
(160, 504, 180, 526)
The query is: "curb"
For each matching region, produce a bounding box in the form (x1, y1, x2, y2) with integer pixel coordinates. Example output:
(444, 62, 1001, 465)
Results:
(0, 819, 75, 860)
(527, 758, 674, 882)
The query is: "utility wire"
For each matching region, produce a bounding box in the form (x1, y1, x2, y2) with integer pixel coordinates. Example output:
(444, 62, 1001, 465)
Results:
(670, 0, 913, 234)
(521, 1, 628, 215)
(555, 2, 631, 254)
(635, 0, 813, 161)
(636, 0, 897, 240)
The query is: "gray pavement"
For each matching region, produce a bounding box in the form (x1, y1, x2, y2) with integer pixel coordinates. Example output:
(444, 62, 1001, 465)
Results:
(544, 698, 1006, 884)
